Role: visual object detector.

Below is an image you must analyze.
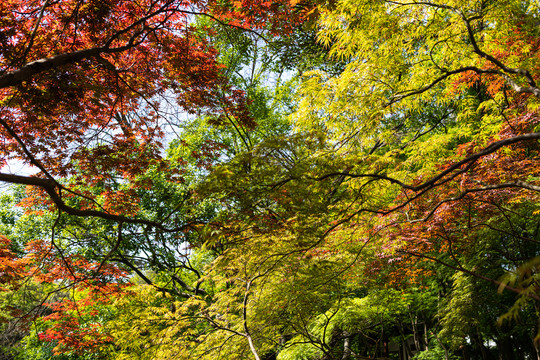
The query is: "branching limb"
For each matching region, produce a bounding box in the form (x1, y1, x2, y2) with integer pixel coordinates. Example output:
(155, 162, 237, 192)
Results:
(21, 0, 51, 63)
(311, 132, 540, 193)
(243, 279, 262, 360)
(0, 172, 201, 232)
(400, 250, 540, 302)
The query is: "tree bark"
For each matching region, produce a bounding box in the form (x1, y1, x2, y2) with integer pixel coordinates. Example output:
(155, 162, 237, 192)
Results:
(408, 306, 421, 352)
(342, 331, 351, 360)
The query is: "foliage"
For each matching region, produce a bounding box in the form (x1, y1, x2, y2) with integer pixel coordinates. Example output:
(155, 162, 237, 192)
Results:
(1, 0, 540, 359)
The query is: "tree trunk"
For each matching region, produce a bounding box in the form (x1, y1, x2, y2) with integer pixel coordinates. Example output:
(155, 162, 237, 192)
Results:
(342, 331, 351, 360)
(398, 320, 413, 360)
(408, 306, 421, 352)
(474, 332, 495, 360)
(533, 304, 540, 360)
(423, 319, 429, 351)
(533, 336, 540, 360)
(497, 336, 515, 360)
(434, 335, 450, 360)
(461, 344, 471, 360)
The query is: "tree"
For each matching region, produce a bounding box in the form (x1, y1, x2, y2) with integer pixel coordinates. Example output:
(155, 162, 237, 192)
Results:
(0, 0, 308, 357)
(0, 0, 312, 223)
(191, 0, 540, 357)
(3, 0, 540, 359)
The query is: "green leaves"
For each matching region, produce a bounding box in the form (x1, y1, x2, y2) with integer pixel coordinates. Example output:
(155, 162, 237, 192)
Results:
(3, 0, 540, 359)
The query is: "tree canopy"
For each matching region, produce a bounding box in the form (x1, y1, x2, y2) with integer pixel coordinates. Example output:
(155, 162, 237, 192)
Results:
(1, 0, 540, 359)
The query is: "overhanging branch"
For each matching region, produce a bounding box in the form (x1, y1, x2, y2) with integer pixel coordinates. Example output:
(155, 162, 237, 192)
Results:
(311, 132, 540, 193)
(0, 172, 199, 231)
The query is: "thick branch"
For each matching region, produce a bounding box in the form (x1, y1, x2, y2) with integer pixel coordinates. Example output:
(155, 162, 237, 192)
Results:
(389, 1, 540, 98)
(390, 66, 499, 104)
(1, 47, 107, 89)
(413, 181, 540, 222)
(402, 250, 540, 302)
(0, 172, 199, 231)
(243, 280, 261, 360)
(312, 133, 540, 193)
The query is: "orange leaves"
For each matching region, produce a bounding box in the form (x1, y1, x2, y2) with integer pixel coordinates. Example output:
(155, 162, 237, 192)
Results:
(39, 321, 113, 356)
(37, 288, 123, 356)
(0, 0, 266, 196)
(211, 0, 315, 35)
(0, 233, 130, 352)
(30, 254, 130, 356)
(72, 139, 162, 184)
(366, 104, 540, 290)
(102, 189, 140, 216)
(448, 70, 481, 96)
(0, 235, 27, 288)
(11, 237, 128, 287)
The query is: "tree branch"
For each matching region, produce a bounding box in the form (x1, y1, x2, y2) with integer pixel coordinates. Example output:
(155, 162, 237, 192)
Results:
(311, 133, 540, 193)
(0, 172, 200, 232)
(401, 250, 540, 302)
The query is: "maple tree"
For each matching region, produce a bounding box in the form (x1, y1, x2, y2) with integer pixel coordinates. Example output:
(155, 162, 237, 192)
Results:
(189, 0, 540, 358)
(2, 0, 540, 359)
(0, 0, 313, 223)
(0, 0, 317, 358)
